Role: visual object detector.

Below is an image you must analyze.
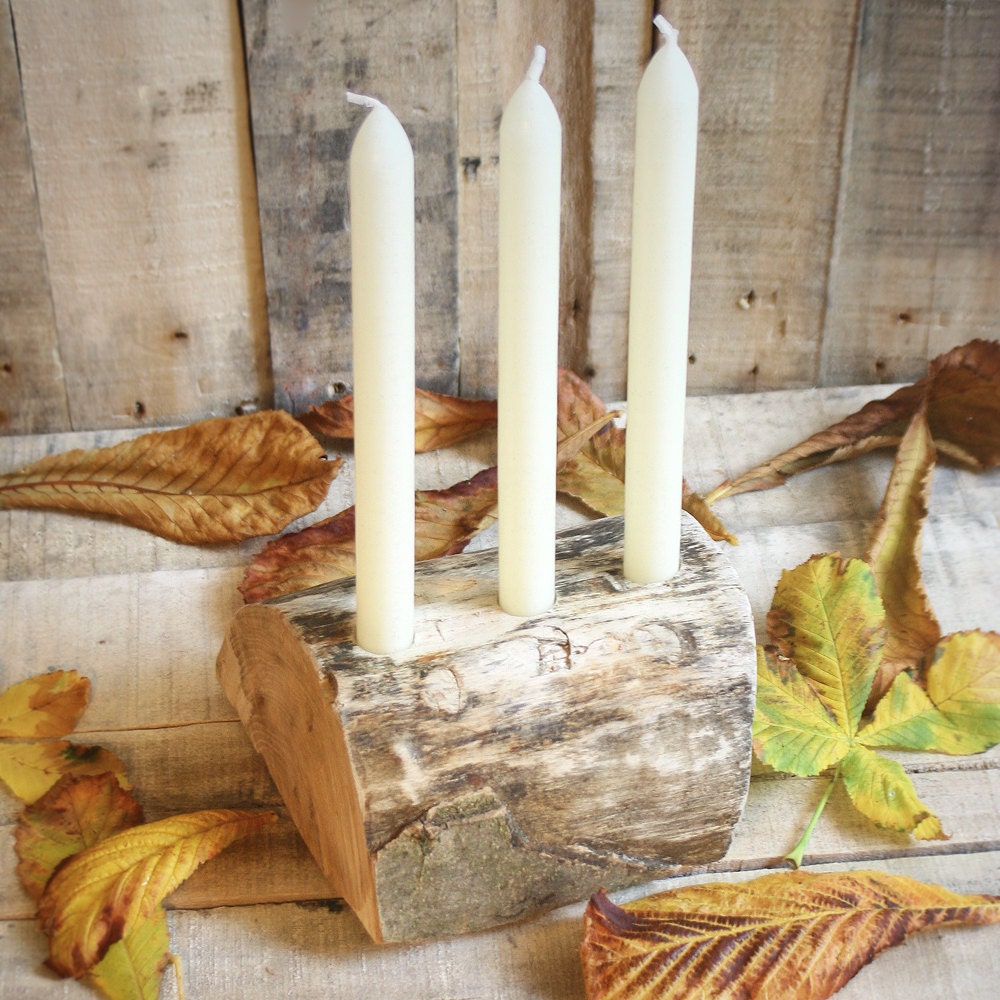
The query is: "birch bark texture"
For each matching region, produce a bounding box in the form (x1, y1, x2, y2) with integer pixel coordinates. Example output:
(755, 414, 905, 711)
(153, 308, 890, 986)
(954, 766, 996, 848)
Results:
(217, 513, 757, 942)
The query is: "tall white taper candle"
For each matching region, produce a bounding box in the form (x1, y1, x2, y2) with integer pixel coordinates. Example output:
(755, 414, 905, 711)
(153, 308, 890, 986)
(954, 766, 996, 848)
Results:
(347, 93, 415, 653)
(497, 45, 562, 617)
(623, 18, 699, 584)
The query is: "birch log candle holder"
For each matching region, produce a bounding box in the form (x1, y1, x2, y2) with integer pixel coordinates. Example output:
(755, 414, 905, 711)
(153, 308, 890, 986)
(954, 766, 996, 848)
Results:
(216, 510, 757, 943)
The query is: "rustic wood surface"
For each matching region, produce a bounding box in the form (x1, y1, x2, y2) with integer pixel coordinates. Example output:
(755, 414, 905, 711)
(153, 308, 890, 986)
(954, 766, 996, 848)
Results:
(1, 384, 999, 996)
(4, 0, 270, 431)
(0, 1, 65, 435)
(3, 1, 998, 432)
(218, 514, 756, 941)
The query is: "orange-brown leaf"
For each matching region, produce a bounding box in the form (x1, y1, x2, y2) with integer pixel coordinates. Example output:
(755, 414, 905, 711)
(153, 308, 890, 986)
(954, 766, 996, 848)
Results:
(240, 467, 498, 602)
(0, 670, 90, 739)
(16, 773, 145, 900)
(39, 808, 276, 978)
(299, 387, 498, 453)
(864, 405, 941, 703)
(707, 338, 1000, 502)
(581, 870, 1000, 1000)
(0, 411, 340, 544)
(555, 369, 736, 542)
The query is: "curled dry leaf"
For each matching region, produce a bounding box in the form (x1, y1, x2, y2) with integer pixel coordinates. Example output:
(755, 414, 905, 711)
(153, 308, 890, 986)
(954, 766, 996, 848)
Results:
(581, 870, 1000, 1000)
(863, 405, 941, 703)
(0, 411, 341, 544)
(240, 467, 499, 602)
(708, 338, 1000, 502)
(39, 808, 277, 978)
(0, 740, 130, 805)
(0, 669, 90, 738)
(299, 387, 498, 452)
(555, 368, 736, 542)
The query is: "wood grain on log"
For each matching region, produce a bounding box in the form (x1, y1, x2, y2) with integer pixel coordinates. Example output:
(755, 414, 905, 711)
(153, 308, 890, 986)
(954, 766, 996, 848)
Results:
(218, 512, 756, 942)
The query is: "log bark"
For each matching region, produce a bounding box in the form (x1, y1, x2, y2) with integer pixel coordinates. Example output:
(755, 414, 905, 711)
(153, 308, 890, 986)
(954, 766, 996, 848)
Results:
(217, 512, 756, 942)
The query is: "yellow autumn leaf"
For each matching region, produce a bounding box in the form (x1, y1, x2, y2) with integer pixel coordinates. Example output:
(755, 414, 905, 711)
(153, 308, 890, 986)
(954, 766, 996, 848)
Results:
(88, 910, 172, 1000)
(16, 773, 145, 899)
(0, 740, 129, 804)
(16, 773, 170, 999)
(581, 870, 1000, 1000)
(0, 410, 340, 544)
(39, 808, 277, 978)
(924, 630, 1000, 742)
(0, 669, 90, 738)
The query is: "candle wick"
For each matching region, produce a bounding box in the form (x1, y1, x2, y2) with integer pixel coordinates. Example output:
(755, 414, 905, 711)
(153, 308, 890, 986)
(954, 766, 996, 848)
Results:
(652, 15, 679, 46)
(525, 44, 546, 83)
(346, 91, 383, 109)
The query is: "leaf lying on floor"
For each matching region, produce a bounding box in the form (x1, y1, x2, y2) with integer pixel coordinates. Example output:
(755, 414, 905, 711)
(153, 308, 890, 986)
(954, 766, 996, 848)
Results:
(16, 773, 145, 900)
(19, 774, 171, 1000)
(707, 338, 1000, 502)
(39, 808, 277, 978)
(863, 405, 941, 703)
(0, 740, 130, 805)
(299, 386, 498, 452)
(581, 869, 1000, 1000)
(0, 410, 340, 544)
(754, 554, 999, 842)
(240, 467, 499, 602)
(0, 670, 91, 739)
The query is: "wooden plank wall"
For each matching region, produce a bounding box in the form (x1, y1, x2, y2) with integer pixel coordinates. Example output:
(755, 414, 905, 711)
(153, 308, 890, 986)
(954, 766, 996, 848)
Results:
(1, 0, 997, 434)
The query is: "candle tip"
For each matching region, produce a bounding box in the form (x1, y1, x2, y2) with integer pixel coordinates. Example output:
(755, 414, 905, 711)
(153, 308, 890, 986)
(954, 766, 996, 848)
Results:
(346, 91, 383, 109)
(526, 44, 546, 83)
(653, 15, 679, 45)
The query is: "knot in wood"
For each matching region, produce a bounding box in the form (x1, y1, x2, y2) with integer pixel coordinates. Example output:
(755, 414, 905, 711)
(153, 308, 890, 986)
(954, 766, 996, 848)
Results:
(420, 666, 465, 714)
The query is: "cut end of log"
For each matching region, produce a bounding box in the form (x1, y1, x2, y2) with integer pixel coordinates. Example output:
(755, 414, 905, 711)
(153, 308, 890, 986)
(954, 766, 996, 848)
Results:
(217, 513, 757, 942)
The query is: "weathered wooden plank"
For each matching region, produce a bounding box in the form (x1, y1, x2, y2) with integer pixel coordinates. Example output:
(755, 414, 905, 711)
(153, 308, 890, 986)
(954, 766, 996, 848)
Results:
(671, 0, 858, 393)
(454, 0, 502, 396)
(9, 0, 270, 431)
(4, 727, 996, 919)
(0, 0, 67, 434)
(456, 0, 645, 401)
(242, 0, 459, 411)
(821, 0, 1000, 385)
(2, 384, 999, 996)
(5, 850, 998, 998)
(585, 1, 652, 400)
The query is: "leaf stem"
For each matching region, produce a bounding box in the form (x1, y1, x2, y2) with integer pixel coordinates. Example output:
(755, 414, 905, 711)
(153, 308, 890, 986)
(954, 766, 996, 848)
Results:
(168, 952, 186, 1000)
(784, 764, 841, 868)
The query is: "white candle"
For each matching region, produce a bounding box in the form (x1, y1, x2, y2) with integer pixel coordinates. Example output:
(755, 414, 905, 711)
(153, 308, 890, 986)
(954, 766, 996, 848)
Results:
(497, 46, 562, 617)
(623, 17, 699, 584)
(347, 93, 415, 653)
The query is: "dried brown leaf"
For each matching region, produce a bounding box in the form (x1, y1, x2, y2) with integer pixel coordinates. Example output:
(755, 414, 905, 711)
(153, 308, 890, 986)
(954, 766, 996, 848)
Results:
(240, 467, 498, 602)
(708, 338, 1000, 502)
(299, 387, 497, 452)
(864, 405, 941, 703)
(555, 369, 735, 542)
(581, 870, 1000, 1000)
(0, 411, 340, 544)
